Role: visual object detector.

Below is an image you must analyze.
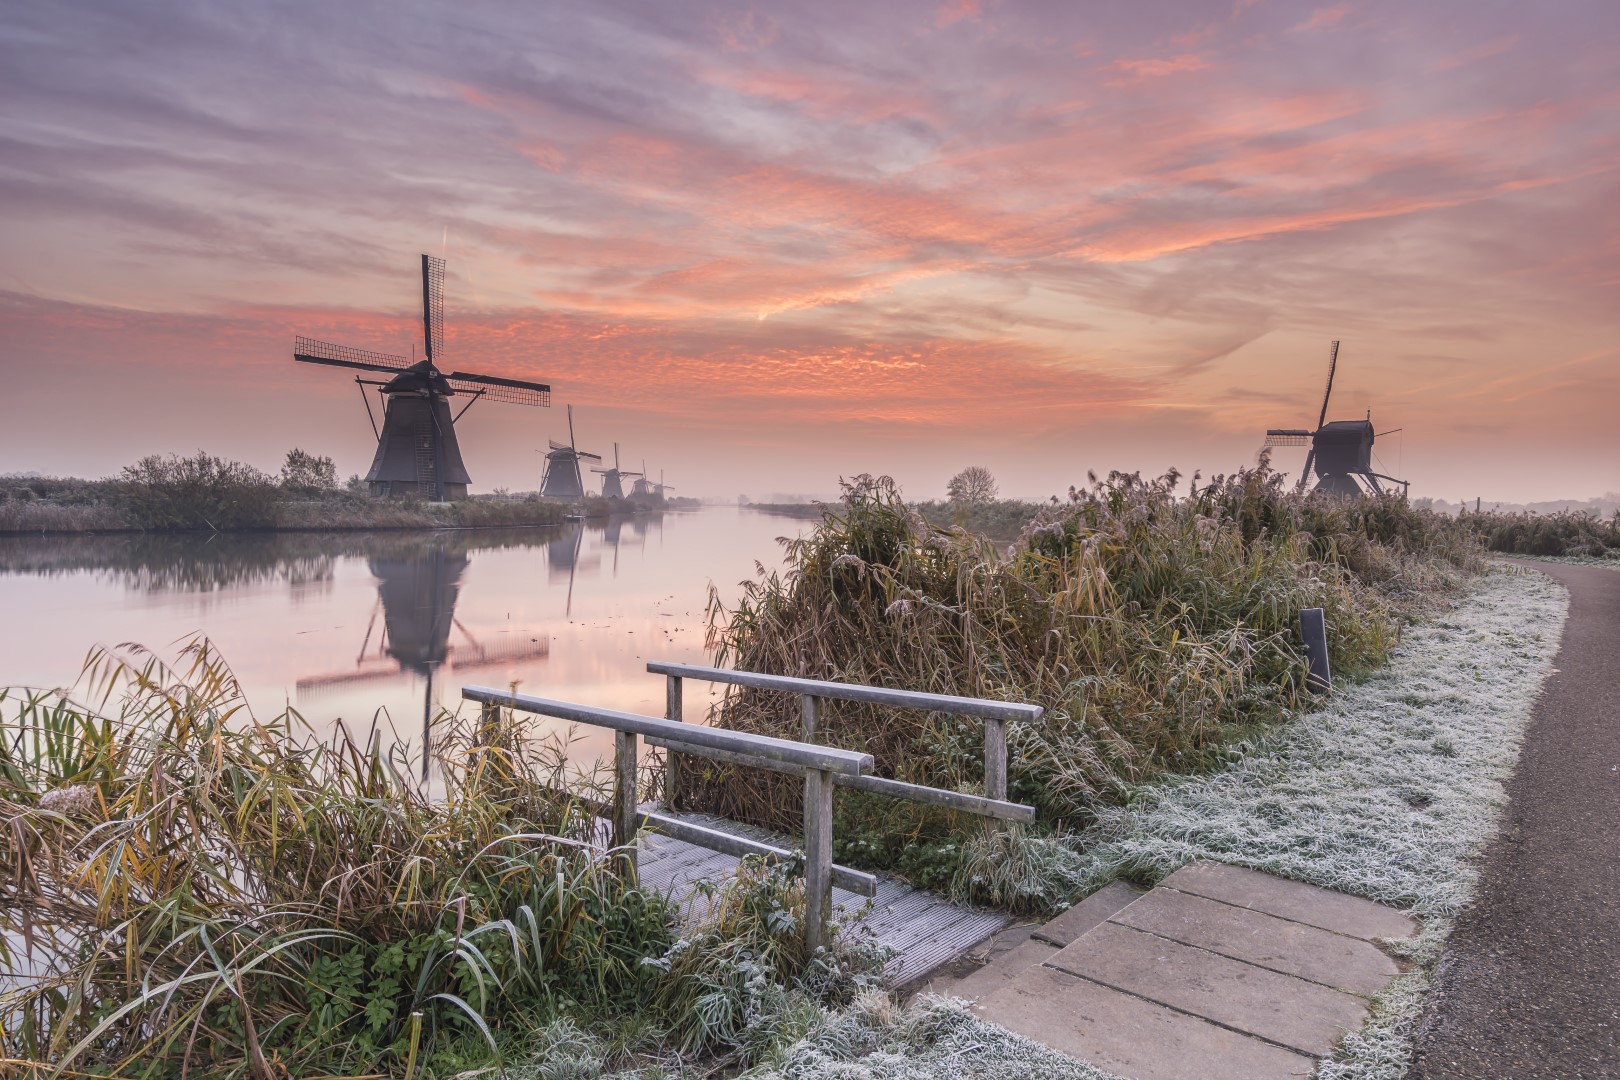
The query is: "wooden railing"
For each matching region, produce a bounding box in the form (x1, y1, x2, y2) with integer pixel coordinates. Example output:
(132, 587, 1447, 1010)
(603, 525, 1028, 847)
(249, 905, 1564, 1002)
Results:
(647, 661, 1041, 822)
(463, 670, 1042, 952)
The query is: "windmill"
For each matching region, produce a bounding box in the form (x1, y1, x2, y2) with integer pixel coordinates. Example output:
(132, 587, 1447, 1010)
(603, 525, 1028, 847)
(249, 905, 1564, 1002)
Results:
(539, 405, 603, 499)
(591, 442, 643, 499)
(1264, 341, 1408, 497)
(293, 255, 551, 500)
(630, 462, 654, 498)
(652, 469, 675, 498)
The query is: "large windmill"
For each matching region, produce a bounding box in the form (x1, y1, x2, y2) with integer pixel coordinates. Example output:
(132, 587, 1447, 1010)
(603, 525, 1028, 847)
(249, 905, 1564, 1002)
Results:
(591, 442, 642, 499)
(1264, 341, 1408, 497)
(539, 405, 602, 499)
(293, 255, 551, 500)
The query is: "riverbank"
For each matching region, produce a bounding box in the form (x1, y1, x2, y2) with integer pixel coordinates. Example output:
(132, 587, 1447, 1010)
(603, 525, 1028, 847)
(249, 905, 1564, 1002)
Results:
(0, 472, 692, 536)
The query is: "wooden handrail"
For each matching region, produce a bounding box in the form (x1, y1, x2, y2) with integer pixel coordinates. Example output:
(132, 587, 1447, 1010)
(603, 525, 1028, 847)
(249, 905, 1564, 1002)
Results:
(461, 686, 873, 776)
(646, 661, 1044, 723)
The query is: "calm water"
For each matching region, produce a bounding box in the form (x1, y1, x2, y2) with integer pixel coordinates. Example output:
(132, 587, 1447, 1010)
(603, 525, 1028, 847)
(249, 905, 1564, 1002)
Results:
(0, 508, 805, 773)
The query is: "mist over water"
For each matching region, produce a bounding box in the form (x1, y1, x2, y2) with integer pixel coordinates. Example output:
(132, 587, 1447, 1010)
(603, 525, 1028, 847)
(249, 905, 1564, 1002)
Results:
(0, 507, 807, 774)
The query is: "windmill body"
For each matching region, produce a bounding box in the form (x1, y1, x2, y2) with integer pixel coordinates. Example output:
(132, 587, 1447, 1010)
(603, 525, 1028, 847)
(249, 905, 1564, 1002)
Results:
(292, 254, 551, 500)
(1263, 341, 1407, 497)
(539, 405, 603, 499)
(591, 442, 642, 499)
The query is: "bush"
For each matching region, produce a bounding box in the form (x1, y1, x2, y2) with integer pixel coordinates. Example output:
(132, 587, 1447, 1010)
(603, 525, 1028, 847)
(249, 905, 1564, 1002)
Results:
(119, 451, 280, 530)
(1466, 508, 1620, 558)
(281, 447, 339, 492)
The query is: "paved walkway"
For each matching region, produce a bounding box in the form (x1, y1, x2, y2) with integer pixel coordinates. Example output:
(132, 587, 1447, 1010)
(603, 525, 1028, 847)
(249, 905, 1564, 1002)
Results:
(936, 861, 1416, 1079)
(1412, 561, 1620, 1078)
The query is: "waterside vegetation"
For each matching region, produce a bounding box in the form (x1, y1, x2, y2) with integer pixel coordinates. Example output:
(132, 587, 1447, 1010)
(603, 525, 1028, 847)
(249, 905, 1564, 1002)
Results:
(0, 643, 881, 1078)
(0, 450, 689, 535)
(690, 465, 1485, 909)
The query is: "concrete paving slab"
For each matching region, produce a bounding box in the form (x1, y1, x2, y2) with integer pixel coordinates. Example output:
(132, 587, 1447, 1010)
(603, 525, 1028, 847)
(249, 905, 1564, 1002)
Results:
(1162, 861, 1417, 942)
(931, 935, 1059, 1002)
(1047, 921, 1368, 1056)
(1111, 886, 1402, 997)
(974, 962, 1316, 1080)
(1033, 879, 1146, 946)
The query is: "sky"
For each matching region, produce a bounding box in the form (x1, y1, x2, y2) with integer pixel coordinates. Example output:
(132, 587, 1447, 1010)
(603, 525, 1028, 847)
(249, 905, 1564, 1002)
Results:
(3, 0, 1617, 502)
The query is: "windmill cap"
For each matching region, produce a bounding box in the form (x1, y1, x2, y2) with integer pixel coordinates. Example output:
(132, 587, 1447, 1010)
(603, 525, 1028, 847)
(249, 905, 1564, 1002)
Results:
(382, 360, 453, 396)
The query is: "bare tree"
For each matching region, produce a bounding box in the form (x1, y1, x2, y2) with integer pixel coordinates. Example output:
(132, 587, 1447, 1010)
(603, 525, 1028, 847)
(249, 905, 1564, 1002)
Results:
(947, 466, 998, 505)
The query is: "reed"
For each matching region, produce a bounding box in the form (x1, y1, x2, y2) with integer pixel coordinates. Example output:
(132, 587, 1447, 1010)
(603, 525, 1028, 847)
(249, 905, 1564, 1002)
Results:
(1464, 507, 1620, 558)
(0, 640, 670, 1077)
(687, 466, 1482, 898)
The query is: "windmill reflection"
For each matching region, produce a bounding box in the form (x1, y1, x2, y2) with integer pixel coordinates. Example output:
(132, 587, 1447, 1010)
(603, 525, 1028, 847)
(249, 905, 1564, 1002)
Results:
(296, 535, 553, 778)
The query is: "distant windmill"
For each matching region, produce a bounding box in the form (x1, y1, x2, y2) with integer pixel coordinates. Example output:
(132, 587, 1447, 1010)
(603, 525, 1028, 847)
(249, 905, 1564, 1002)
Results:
(539, 405, 603, 499)
(631, 460, 654, 498)
(1264, 341, 1408, 497)
(652, 469, 675, 498)
(293, 255, 551, 500)
(591, 443, 643, 499)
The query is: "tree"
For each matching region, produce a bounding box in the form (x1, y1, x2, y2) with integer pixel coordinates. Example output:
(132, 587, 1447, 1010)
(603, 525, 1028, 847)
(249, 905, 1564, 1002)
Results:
(280, 448, 338, 492)
(947, 466, 998, 505)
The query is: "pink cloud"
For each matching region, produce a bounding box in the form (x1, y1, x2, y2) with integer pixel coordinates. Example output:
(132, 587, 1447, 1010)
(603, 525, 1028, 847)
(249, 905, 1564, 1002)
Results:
(1290, 6, 1350, 32)
(1109, 53, 1212, 78)
(936, 0, 983, 28)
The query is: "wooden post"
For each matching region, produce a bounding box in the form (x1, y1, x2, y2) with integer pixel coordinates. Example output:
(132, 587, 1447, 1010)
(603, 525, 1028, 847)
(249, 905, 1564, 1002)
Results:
(800, 694, 821, 742)
(983, 718, 1007, 801)
(802, 768, 834, 954)
(478, 701, 500, 747)
(664, 675, 683, 808)
(1300, 608, 1332, 694)
(613, 730, 638, 875)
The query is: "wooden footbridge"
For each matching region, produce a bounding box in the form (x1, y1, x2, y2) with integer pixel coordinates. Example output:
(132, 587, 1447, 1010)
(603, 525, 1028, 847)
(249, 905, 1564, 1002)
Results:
(462, 663, 1043, 985)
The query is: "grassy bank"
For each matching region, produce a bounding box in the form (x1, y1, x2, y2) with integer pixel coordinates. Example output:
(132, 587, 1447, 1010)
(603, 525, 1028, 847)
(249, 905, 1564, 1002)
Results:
(1, 453, 577, 534)
(0, 643, 882, 1078)
(689, 467, 1483, 909)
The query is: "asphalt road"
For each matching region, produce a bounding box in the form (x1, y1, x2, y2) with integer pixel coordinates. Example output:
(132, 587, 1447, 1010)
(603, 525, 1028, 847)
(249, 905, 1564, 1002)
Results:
(1411, 561, 1620, 1079)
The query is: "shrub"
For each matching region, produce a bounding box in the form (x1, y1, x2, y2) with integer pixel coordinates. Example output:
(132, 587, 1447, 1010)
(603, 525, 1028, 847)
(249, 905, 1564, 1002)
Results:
(119, 451, 280, 530)
(280, 447, 339, 492)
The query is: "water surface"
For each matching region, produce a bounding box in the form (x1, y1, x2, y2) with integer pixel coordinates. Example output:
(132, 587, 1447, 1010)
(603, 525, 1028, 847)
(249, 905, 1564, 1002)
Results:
(0, 508, 804, 772)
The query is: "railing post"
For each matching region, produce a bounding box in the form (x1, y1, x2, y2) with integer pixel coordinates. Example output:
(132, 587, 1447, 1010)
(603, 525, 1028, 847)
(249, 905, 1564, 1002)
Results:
(800, 694, 821, 742)
(802, 767, 834, 954)
(983, 717, 1007, 802)
(614, 730, 639, 876)
(664, 675, 683, 808)
(477, 701, 500, 747)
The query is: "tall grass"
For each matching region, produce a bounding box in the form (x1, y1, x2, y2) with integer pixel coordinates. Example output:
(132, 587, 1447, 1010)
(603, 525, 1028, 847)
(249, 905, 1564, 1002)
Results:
(1464, 507, 1620, 558)
(0, 642, 889, 1077)
(0, 640, 670, 1077)
(689, 467, 1482, 881)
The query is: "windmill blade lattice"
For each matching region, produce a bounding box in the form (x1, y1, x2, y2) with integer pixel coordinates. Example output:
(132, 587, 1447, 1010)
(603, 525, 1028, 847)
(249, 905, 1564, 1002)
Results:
(293, 337, 412, 374)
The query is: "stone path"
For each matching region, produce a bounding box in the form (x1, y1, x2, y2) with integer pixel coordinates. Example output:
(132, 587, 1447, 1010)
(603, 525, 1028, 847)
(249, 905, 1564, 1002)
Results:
(1412, 560, 1620, 1077)
(929, 861, 1416, 1079)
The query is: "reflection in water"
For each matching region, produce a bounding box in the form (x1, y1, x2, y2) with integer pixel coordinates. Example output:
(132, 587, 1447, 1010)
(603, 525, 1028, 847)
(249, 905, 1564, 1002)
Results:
(0, 509, 799, 777)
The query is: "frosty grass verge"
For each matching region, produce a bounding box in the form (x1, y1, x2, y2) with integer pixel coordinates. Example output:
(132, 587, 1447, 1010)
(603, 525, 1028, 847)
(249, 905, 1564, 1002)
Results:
(744, 565, 1567, 1080)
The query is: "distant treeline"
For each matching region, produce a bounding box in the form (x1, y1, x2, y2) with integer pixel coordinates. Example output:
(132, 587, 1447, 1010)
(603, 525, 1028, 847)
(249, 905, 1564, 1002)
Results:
(0, 450, 644, 534)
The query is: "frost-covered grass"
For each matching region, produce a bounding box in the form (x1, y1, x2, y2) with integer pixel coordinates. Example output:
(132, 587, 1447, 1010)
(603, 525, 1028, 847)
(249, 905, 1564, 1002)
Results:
(1066, 566, 1566, 930)
(741, 993, 1118, 1080)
